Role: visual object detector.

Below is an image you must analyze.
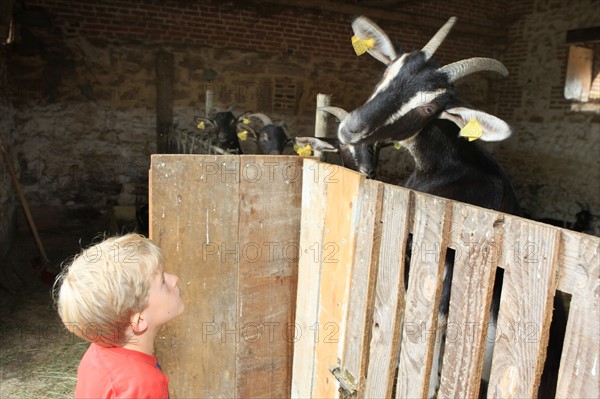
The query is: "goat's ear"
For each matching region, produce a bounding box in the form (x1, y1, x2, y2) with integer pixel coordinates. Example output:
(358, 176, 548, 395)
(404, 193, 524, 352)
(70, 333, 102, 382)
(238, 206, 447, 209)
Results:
(294, 137, 339, 153)
(352, 16, 397, 65)
(236, 123, 257, 140)
(439, 107, 512, 142)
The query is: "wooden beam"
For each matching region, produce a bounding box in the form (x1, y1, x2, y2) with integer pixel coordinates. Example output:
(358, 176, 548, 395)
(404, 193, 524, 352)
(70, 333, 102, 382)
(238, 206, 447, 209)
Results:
(488, 219, 560, 398)
(566, 26, 600, 44)
(155, 51, 174, 154)
(396, 192, 451, 398)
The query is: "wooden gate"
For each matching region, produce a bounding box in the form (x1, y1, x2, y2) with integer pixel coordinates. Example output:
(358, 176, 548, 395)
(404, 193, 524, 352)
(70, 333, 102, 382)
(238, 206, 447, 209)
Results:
(292, 159, 599, 398)
(150, 155, 599, 398)
(150, 154, 302, 398)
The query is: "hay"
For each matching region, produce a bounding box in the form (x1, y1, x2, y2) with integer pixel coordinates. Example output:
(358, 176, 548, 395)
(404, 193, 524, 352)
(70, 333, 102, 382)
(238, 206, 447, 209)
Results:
(1, 285, 88, 398)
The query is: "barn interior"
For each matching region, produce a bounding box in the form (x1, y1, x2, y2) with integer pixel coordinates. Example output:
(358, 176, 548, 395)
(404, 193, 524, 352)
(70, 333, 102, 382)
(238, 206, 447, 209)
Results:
(0, 0, 598, 396)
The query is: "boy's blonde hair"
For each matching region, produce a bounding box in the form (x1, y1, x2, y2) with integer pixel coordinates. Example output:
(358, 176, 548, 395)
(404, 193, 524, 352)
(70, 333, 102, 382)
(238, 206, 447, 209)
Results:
(55, 234, 163, 346)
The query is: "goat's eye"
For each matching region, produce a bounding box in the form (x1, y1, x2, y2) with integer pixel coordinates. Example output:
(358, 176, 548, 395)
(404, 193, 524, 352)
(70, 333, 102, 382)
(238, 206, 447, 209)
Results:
(417, 105, 436, 116)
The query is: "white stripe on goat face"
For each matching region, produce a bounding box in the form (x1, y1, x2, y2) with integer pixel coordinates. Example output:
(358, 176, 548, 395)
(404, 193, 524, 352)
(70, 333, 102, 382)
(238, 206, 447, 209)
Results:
(369, 54, 409, 101)
(384, 88, 447, 126)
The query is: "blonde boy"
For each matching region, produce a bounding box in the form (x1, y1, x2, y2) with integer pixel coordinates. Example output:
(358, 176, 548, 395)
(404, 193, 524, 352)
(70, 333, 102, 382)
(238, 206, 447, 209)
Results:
(55, 234, 184, 398)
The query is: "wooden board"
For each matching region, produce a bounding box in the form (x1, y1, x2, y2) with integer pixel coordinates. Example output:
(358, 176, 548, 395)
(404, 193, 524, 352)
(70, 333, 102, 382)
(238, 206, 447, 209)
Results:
(151, 154, 302, 398)
(236, 155, 303, 397)
(151, 155, 239, 398)
(487, 216, 560, 398)
(438, 204, 502, 398)
(555, 233, 600, 398)
(396, 192, 451, 398)
(364, 184, 411, 398)
(312, 163, 364, 398)
(556, 228, 599, 295)
(291, 158, 329, 398)
(341, 179, 383, 395)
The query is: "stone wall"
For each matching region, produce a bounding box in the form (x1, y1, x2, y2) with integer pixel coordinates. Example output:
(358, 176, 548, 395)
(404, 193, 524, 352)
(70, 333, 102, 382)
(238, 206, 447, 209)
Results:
(494, 0, 599, 232)
(5, 0, 599, 236)
(7, 0, 505, 215)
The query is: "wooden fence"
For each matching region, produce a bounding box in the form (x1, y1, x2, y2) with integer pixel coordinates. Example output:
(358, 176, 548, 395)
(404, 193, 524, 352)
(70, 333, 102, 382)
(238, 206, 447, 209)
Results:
(150, 154, 599, 398)
(150, 154, 302, 398)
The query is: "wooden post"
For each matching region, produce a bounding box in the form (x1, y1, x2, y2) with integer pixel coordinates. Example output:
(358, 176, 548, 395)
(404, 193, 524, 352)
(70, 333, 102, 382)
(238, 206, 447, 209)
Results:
(314, 93, 331, 160)
(205, 89, 213, 118)
(155, 51, 174, 153)
(0, 136, 48, 264)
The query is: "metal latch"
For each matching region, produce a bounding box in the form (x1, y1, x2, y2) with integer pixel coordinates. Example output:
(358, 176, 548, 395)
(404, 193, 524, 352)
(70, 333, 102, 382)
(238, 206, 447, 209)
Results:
(329, 365, 357, 398)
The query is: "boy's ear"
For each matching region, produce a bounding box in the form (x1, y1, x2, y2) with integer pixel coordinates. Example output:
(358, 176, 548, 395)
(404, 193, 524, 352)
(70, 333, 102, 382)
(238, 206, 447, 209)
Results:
(130, 312, 148, 335)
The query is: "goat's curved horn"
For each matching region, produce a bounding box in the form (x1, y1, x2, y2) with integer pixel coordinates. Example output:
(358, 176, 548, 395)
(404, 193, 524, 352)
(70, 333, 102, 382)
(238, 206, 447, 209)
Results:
(248, 113, 273, 126)
(421, 17, 457, 60)
(195, 117, 215, 127)
(439, 57, 508, 83)
(318, 106, 349, 121)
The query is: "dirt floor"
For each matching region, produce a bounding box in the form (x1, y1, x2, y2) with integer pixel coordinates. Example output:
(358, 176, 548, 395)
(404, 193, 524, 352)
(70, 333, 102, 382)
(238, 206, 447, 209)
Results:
(0, 210, 109, 398)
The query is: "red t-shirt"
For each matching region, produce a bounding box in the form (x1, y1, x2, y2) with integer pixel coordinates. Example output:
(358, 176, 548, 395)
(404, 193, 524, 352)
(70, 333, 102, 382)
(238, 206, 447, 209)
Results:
(75, 343, 169, 399)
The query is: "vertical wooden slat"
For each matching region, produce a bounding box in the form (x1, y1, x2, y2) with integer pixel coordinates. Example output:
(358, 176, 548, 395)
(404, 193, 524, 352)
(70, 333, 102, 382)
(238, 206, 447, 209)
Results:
(438, 204, 502, 398)
(313, 163, 364, 398)
(155, 51, 173, 153)
(236, 155, 302, 397)
(364, 185, 411, 398)
(341, 179, 383, 395)
(291, 158, 329, 398)
(488, 217, 560, 398)
(556, 229, 597, 294)
(555, 232, 600, 398)
(396, 192, 451, 398)
(151, 155, 239, 398)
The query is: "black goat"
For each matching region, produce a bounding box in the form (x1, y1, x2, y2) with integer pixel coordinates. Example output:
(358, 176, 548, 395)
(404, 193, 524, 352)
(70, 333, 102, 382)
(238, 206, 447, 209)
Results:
(329, 15, 526, 397)
(342, 15, 568, 398)
(196, 111, 245, 154)
(237, 113, 292, 155)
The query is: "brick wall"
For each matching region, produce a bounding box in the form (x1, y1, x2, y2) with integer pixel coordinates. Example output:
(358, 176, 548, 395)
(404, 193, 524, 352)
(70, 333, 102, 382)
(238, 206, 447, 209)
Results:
(493, 0, 599, 232)
(29, 0, 502, 60)
(5, 0, 599, 234)
(7, 0, 506, 215)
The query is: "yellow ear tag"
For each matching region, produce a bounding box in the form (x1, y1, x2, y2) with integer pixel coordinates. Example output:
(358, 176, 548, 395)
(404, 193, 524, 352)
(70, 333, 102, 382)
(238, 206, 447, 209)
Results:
(294, 144, 312, 157)
(197, 121, 205, 129)
(242, 117, 251, 125)
(459, 118, 483, 142)
(237, 130, 248, 141)
(351, 35, 376, 56)
(393, 142, 402, 150)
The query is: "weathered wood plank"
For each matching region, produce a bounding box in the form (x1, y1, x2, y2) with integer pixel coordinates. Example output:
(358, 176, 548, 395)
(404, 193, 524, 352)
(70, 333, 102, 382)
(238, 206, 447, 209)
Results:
(313, 163, 364, 399)
(236, 155, 303, 397)
(555, 233, 600, 398)
(488, 217, 560, 398)
(396, 192, 451, 399)
(364, 184, 411, 398)
(151, 154, 239, 398)
(341, 179, 383, 396)
(291, 158, 329, 398)
(438, 204, 502, 398)
(556, 228, 600, 295)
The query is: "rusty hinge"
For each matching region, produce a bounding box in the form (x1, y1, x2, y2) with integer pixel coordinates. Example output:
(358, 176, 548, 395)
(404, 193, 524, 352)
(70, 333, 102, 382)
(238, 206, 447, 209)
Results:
(329, 365, 357, 398)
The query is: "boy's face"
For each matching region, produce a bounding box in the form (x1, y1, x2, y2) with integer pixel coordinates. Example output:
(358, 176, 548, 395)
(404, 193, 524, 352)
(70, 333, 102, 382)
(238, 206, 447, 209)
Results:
(144, 271, 185, 329)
